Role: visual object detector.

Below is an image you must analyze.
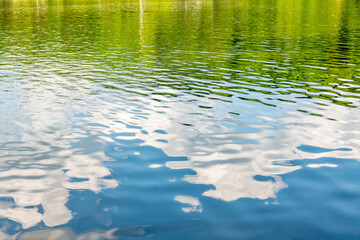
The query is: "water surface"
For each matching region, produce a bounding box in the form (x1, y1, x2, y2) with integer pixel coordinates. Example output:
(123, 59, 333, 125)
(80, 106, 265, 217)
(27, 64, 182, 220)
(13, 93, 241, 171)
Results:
(0, 0, 360, 239)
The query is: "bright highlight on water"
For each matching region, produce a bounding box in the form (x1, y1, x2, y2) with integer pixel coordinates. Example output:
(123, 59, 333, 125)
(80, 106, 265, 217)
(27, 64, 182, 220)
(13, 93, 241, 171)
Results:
(0, 0, 360, 239)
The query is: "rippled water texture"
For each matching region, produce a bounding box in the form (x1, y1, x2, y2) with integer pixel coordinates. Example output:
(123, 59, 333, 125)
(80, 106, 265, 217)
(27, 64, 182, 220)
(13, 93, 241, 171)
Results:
(0, 0, 360, 239)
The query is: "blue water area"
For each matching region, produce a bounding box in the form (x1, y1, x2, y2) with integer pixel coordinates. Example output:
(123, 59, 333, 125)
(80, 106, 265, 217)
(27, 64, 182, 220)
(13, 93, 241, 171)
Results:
(0, 0, 360, 239)
(297, 145, 352, 154)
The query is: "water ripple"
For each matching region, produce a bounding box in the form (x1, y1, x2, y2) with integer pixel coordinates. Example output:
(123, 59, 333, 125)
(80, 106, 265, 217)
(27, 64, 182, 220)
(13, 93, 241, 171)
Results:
(0, 0, 360, 239)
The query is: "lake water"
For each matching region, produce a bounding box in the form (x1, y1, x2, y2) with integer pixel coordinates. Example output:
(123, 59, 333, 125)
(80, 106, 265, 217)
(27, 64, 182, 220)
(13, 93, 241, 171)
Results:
(0, 0, 360, 239)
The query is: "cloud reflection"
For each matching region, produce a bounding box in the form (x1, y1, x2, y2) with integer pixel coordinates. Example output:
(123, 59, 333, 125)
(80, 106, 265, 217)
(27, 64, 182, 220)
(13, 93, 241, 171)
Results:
(1, 60, 359, 232)
(108, 91, 360, 202)
(0, 76, 118, 229)
(174, 195, 202, 213)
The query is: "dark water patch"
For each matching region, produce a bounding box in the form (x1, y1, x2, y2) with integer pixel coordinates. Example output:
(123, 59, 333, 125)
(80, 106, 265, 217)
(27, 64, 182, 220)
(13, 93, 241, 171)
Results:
(297, 145, 352, 153)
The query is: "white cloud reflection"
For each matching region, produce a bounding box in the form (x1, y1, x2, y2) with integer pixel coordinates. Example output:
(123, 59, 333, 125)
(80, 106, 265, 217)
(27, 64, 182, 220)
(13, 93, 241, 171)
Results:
(0, 75, 119, 229)
(307, 163, 338, 168)
(108, 89, 360, 202)
(174, 195, 202, 213)
(1, 64, 359, 231)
